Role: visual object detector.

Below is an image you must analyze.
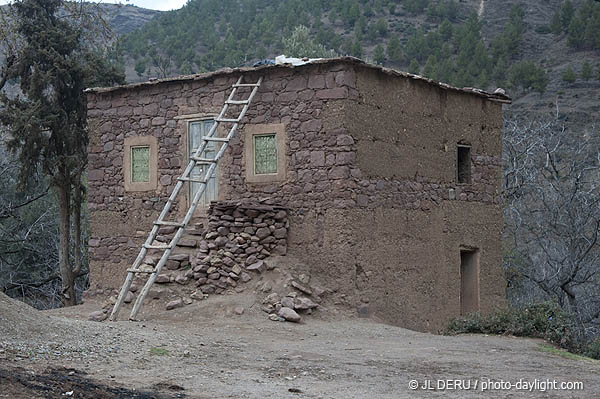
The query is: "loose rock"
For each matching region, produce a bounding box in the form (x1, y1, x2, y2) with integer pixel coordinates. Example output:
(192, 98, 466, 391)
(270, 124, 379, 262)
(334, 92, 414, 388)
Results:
(278, 307, 301, 322)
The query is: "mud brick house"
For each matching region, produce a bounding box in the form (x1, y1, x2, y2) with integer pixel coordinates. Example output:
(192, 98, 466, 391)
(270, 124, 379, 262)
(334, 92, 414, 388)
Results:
(86, 57, 510, 332)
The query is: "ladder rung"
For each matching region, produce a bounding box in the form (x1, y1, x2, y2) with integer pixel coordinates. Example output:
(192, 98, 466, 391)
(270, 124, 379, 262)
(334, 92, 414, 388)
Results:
(214, 118, 241, 123)
(190, 156, 217, 163)
(144, 244, 172, 250)
(178, 176, 207, 184)
(225, 100, 249, 105)
(202, 137, 230, 142)
(127, 268, 155, 274)
(233, 83, 260, 87)
(153, 221, 184, 227)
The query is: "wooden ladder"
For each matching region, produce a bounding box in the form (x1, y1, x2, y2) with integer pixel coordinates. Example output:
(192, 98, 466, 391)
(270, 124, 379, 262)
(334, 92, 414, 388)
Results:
(109, 75, 263, 321)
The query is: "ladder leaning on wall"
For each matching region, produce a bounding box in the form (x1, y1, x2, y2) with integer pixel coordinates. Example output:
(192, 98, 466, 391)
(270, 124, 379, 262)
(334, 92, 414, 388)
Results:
(109, 75, 263, 321)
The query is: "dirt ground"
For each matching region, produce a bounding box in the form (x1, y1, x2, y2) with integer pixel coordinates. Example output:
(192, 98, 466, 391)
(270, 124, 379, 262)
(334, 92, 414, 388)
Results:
(1, 292, 599, 398)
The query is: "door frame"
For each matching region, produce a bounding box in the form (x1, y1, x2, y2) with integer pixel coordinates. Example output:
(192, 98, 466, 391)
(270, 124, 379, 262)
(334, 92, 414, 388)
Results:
(181, 114, 219, 215)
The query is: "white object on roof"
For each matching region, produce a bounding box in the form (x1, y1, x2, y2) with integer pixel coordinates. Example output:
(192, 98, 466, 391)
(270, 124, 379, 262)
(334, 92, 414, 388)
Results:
(275, 55, 322, 66)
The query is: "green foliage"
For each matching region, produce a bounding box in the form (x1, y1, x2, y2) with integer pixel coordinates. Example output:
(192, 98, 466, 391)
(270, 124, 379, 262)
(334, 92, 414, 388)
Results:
(561, 0, 575, 30)
(447, 302, 582, 353)
(405, 0, 430, 15)
(580, 60, 593, 80)
(584, 339, 600, 360)
(150, 347, 169, 356)
(373, 44, 385, 64)
(426, 0, 458, 22)
(562, 67, 577, 83)
(508, 60, 548, 93)
(408, 58, 420, 74)
(550, 10, 562, 34)
(564, 0, 600, 50)
(282, 25, 336, 58)
(386, 34, 402, 64)
(0, 0, 123, 306)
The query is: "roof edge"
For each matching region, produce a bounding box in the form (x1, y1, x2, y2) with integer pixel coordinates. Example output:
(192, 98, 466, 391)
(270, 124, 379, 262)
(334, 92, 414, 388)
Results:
(85, 57, 512, 104)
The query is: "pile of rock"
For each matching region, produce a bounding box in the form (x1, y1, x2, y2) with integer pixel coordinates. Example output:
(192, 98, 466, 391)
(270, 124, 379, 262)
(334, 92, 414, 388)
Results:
(136, 201, 289, 301)
(260, 277, 324, 323)
(186, 201, 288, 295)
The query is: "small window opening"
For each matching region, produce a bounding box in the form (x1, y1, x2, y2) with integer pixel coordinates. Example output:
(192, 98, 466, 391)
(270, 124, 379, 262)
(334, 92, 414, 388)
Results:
(131, 146, 150, 183)
(457, 145, 471, 184)
(460, 249, 480, 315)
(254, 133, 278, 175)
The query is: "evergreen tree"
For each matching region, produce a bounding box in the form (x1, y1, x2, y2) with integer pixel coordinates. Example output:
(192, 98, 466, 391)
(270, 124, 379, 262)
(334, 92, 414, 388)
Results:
(562, 67, 577, 83)
(561, 0, 575, 30)
(282, 25, 336, 58)
(0, 0, 123, 306)
(439, 19, 453, 41)
(351, 39, 363, 58)
(387, 34, 402, 64)
(581, 60, 593, 80)
(567, 16, 586, 48)
(409, 58, 420, 74)
(550, 10, 562, 34)
(374, 44, 385, 64)
(134, 58, 147, 78)
(423, 55, 438, 79)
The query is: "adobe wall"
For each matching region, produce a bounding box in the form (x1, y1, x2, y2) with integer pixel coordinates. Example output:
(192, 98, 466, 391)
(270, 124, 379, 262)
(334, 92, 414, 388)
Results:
(87, 61, 505, 332)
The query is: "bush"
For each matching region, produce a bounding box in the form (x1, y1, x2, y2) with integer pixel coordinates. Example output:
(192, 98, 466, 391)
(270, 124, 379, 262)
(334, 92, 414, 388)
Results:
(584, 339, 600, 360)
(562, 67, 577, 83)
(447, 302, 581, 353)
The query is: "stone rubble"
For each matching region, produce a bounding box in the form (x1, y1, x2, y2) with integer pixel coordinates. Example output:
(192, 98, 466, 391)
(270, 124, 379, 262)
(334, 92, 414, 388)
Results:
(122, 200, 290, 313)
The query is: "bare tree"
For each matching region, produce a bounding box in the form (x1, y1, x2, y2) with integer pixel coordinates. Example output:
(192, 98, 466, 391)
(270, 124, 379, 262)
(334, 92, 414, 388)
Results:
(503, 119, 600, 339)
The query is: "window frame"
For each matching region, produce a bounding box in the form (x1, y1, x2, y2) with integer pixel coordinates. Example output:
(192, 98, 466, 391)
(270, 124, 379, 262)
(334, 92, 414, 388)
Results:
(130, 145, 151, 183)
(245, 123, 286, 184)
(253, 133, 279, 175)
(123, 136, 158, 192)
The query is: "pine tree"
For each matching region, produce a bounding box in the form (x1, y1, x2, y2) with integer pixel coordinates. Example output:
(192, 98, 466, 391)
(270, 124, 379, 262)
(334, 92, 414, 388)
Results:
(374, 44, 385, 64)
(387, 34, 402, 64)
(561, 0, 575, 31)
(423, 55, 438, 79)
(581, 60, 593, 80)
(409, 58, 420, 74)
(562, 67, 577, 83)
(550, 10, 562, 34)
(351, 39, 363, 58)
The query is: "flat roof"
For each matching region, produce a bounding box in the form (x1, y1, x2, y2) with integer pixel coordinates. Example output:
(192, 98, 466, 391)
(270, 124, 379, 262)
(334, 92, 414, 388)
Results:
(85, 56, 511, 104)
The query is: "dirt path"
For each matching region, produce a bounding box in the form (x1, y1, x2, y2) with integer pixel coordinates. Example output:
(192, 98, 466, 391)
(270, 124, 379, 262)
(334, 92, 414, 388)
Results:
(1, 294, 599, 398)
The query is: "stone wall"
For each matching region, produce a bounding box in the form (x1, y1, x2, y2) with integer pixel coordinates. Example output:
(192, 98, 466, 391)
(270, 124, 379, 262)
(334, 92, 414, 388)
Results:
(186, 201, 288, 295)
(87, 59, 505, 332)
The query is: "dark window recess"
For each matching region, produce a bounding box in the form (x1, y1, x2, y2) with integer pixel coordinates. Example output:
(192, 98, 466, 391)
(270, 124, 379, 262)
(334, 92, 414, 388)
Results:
(457, 145, 471, 184)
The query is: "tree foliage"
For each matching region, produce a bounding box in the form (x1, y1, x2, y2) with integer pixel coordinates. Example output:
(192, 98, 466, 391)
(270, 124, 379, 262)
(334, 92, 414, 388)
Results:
(0, 0, 123, 306)
(282, 25, 336, 58)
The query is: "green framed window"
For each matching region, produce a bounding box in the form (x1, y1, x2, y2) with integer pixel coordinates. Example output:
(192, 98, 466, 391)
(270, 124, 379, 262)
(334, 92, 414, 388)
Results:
(131, 146, 150, 183)
(253, 133, 278, 175)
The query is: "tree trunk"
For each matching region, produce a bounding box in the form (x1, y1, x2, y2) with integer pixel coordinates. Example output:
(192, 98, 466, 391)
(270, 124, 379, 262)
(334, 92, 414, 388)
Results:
(57, 182, 75, 306)
(72, 171, 82, 275)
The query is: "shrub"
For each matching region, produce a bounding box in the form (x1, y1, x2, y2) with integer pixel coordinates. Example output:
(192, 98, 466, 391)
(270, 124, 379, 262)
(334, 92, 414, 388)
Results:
(584, 339, 600, 360)
(562, 67, 577, 83)
(447, 302, 580, 352)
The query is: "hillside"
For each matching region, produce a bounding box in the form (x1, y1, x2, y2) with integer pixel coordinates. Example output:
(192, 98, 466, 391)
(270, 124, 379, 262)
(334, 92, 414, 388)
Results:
(100, 3, 160, 35)
(109, 0, 600, 134)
